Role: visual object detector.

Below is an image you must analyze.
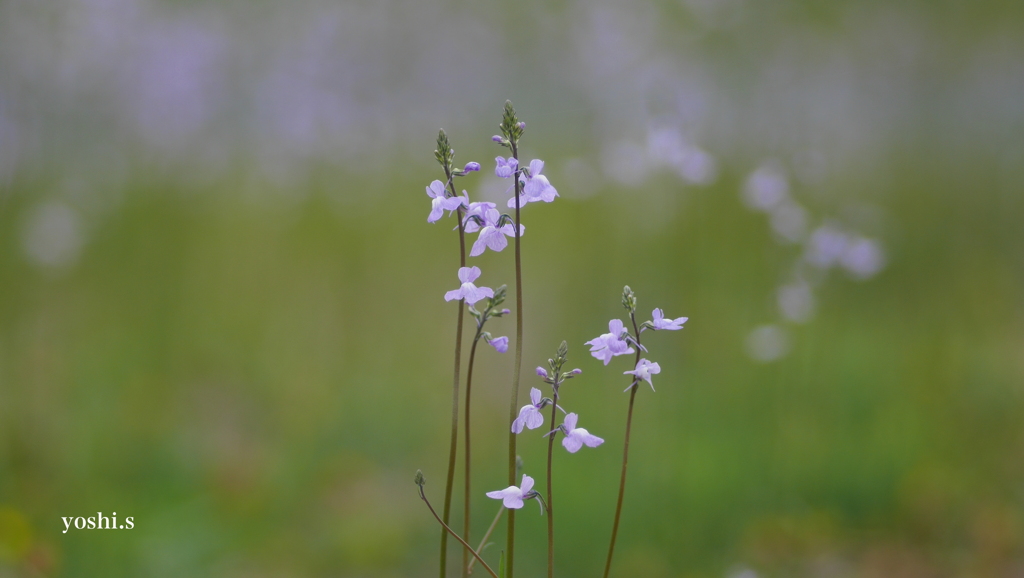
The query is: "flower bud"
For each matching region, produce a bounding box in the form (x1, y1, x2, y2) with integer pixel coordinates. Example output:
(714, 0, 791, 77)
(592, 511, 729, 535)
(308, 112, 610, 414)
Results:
(464, 162, 481, 172)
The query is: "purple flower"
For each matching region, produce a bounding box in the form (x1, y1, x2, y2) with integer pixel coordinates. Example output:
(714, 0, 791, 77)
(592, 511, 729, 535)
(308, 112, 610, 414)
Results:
(536, 366, 548, 378)
(488, 336, 509, 353)
(561, 413, 604, 453)
(463, 162, 481, 172)
(624, 358, 661, 391)
(511, 387, 545, 433)
(444, 266, 494, 305)
(470, 208, 525, 257)
(585, 319, 635, 365)
(507, 159, 558, 208)
(425, 180, 464, 223)
(486, 474, 537, 510)
(495, 156, 519, 178)
(652, 308, 688, 331)
(462, 201, 497, 234)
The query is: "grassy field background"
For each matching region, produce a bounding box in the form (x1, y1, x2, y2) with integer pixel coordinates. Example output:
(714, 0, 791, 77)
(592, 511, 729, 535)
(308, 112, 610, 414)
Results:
(1, 1, 1023, 576)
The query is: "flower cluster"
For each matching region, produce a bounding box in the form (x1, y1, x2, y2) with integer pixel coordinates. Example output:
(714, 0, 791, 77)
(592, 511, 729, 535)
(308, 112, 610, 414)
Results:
(586, 287, 687, 393)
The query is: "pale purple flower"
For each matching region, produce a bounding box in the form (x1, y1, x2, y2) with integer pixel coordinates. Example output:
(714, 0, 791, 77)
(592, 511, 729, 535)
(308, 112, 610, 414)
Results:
(425, 180, 464, 223)
(561, 413, 604, 453)
(511, 387, 545, 434)
(495, 156, 519, 178)
(624, 358, 661, 391)
(486, 474, 537, 510)
(488, 336, 509, 353)
(585, 319, 634, 365)
(444, 266, 494, 305)
(462, 201, 497, 234)
(651, 308, 688, 331)
(470, 208, 525, 257)
(507, 159, 559, 208)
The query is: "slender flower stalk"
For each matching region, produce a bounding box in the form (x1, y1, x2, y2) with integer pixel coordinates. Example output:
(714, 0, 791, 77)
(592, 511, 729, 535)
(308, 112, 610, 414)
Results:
(437, 130, 468, 578)
(463, 290, 509, 578)
(461, 336, 479, 578)
(466, 505, 505, 575)
(545, 384, 559, 578)
(603, 288, 642, 578)
(497, 101, 526, 578)
(416, 471, 500, 578)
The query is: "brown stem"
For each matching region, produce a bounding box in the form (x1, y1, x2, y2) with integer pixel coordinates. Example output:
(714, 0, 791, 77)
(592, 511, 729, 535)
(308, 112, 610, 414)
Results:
(602, 313, 642, 578)
(420, 486, 500, 578)
(462, 337, 481, 578)
(441, 170, 467, 578)
(506, 138, 523, 578)
(545, 388, 560, 578)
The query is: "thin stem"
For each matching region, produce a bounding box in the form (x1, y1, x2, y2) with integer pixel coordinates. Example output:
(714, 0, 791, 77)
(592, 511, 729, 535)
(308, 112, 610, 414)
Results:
(462, 335, 481, 578)
(467, 505, 506, 575)
(506, 138, 523, 578)
(602, 313, 642, 578)
(545, 388, 560, 578)
(420, 486, 500, 578)
(441, 169, 468, 578)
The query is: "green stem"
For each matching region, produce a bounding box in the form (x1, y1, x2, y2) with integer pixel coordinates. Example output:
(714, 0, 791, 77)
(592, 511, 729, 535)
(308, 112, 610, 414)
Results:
(602, 313, 642, 578)
(420, 486, 500, 578)
(462, 335, 481, 578)
(506, 139, 523, 578)
(441, 170, 467, 578)
(467, 505, 505, 575)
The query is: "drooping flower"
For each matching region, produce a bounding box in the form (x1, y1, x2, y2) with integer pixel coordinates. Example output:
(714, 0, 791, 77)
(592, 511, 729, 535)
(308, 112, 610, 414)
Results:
(651, 308, 688, 331)
(495, 156, 519, 179)
(486, 474, 538, 511)
(511, 387, 545, 433)
(624, 358, 661, 391)
(470, 208, 525, 257)
(560, 413, 604, 453)
(444, 266, 494, 305)
(586, 319, 635, 365)
(425, 180, 464, 223)
(488, 336, 509, 353)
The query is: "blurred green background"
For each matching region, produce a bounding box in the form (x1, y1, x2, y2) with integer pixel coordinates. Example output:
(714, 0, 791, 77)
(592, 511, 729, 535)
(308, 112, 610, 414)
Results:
(1, 0, 1023, 576)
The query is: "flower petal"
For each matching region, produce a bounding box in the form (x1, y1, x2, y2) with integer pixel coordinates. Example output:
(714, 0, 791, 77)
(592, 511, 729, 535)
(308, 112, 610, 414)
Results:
(520, 474, 534, 494)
